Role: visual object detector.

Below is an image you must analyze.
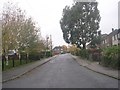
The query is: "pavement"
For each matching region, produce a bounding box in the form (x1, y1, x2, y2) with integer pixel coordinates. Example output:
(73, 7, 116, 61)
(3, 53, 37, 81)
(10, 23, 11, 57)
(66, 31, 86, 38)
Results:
(2, 55, 57, 83)
(71, 55, 119, 80)
(3, 54, 118, 88)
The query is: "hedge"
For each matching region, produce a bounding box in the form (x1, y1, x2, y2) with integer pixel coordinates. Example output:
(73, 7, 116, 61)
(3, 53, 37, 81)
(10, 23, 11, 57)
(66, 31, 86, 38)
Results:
(100, 45, 120, 69)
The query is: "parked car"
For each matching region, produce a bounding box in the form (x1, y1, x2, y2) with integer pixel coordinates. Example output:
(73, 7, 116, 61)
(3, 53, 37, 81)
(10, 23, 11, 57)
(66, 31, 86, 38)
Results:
(8, 50, 19, 60)
(8, 50, 16, 56)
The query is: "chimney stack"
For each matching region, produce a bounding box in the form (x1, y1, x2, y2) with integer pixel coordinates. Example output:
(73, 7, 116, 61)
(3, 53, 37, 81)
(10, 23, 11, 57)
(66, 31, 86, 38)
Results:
(112, 28, 114, 32)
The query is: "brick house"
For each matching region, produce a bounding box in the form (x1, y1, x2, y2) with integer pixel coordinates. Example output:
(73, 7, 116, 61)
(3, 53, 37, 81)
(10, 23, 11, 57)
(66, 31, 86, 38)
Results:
(101, 28, 120, 48)
(118, 29, 120, 45)
(52, 46, 63, 55)
(111, 29, 120, 46)
(101, 34, 110, 48)
(118, 2, 120, 44)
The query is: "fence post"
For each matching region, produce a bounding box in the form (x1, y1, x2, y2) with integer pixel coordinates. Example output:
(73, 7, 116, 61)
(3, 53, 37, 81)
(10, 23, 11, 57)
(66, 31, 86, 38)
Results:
(20, 58, 22, 65)
(20, 57, 22, 65)
(19, 54, 22, 65)
(26, 54, 27, 64)
(2, 57, 4, 71)
(12, 56, 15, 67)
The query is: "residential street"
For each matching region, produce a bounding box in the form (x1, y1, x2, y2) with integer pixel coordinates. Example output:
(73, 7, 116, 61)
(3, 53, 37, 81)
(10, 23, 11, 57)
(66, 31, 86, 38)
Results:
(3, 54, 118, 88)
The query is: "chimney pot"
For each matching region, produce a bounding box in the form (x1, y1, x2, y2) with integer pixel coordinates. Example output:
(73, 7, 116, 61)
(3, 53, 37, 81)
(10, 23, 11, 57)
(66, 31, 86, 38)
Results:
(112, 28, 114, 32)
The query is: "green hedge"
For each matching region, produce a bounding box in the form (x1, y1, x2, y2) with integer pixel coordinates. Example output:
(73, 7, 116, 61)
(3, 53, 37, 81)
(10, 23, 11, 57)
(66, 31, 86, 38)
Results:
(20, 51, 52, 60)
(79, 49, 89, 59)
(79, 49, 101, 61)
(20, 52, 27, 60)
(101, 45, 120, 69)
(29, 52, 40, 60)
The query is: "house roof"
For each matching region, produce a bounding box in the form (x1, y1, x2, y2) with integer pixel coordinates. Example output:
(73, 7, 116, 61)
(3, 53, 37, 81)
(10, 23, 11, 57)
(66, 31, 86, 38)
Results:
(118, 28, 120, 33)
(101, 34, 108, 38)
(109, 29, 118, 37)
(101, 34, 108, 40)
(53, 46, 62, 50)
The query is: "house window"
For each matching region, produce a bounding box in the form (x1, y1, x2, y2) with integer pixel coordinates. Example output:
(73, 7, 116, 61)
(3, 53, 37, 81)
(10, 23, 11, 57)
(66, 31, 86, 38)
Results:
(116, 35, 118, 40)
(114, 35, 116, 40)
(102, 41, 104, 44)
(105, 39, 107, 43)
(112, 37, 114, 41)
(118, 33, 120, 38)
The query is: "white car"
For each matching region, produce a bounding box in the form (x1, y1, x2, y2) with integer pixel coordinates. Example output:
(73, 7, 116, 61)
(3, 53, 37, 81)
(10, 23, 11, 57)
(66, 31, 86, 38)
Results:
(8, 50, 16, 56)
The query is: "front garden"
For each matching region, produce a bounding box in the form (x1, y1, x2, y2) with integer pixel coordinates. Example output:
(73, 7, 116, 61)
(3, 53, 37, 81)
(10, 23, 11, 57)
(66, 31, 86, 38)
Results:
(73, 45, 120, 69)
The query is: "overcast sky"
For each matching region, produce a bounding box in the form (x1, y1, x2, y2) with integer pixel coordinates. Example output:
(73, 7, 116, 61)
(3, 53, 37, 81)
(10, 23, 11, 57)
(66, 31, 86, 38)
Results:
(0, 0, 119, 47)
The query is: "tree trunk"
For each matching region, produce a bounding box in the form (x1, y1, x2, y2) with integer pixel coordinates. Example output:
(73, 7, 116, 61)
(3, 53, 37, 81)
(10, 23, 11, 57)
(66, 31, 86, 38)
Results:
(83, 43, 86, 49)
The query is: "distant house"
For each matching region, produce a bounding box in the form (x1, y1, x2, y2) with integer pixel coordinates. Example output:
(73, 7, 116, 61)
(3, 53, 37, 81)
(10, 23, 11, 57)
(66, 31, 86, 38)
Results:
(86, 34, 109, 49)
(52, 46, 63, 55)
(119, 1, 120, 29)
(101, 34, 109, 48)
(117, 29, 120, 44)
(111, 29, 119, 46)
(101, 28, 120, 48)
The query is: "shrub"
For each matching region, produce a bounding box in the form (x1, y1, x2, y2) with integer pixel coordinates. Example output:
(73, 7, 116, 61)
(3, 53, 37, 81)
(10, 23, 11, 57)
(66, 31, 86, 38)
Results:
(79, 49, 89, 59)
(29, 52, 40, 60)
(45, 51, 52, 57)
(87, 48, 101, 61)
(41, 51, 52, 57)
(101, 45, 120, 69)
(20, 52, 27, 60)
(75, 48, 81, 56)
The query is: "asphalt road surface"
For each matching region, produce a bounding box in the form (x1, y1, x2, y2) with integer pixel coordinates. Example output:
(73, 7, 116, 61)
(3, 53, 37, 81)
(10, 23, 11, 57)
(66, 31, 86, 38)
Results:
(3, 54, 118, 88)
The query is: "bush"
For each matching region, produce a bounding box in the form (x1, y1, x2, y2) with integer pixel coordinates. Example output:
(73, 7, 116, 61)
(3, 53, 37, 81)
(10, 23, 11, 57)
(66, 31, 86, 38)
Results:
(20, 52, 27, 60)
(45, 51, 52, 57)
(39, 51, 45, 58)
(88, 49, 102, 61)
(75, 48, 81, 56)
(29, 52, 40, 60)
(40, 51, 52, 58)
(79, 49, 89, 59)
(101, 45, 120, 69)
